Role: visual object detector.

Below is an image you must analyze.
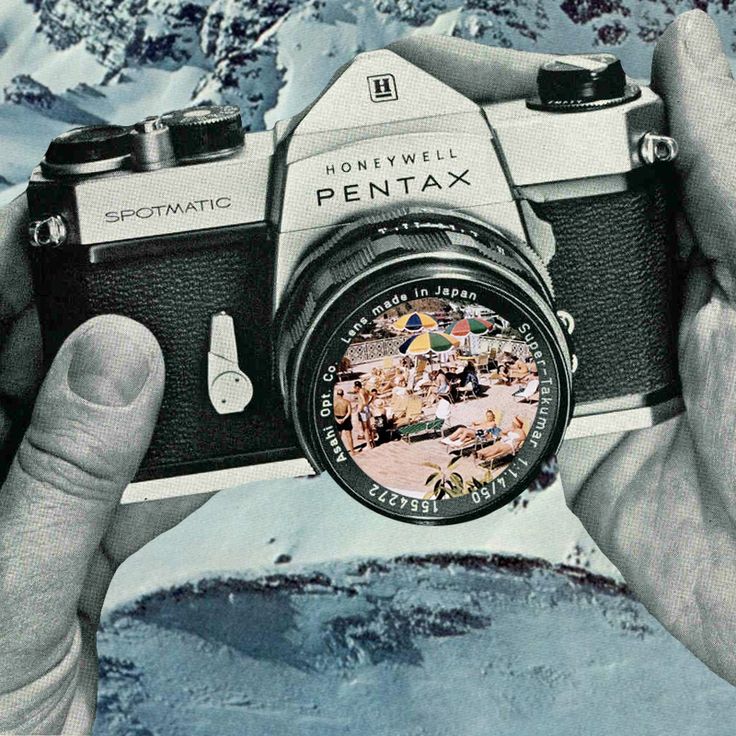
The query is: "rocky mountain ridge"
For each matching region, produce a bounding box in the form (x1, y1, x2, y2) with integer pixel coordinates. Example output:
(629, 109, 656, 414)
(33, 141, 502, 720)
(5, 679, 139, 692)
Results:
(3, 0, 736, 191)
(3, 73, 105, 123)
(24, 0, 736, 76)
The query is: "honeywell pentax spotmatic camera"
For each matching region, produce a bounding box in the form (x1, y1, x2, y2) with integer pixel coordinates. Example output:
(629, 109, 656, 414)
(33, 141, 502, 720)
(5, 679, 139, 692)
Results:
(27, 50, 681, 524)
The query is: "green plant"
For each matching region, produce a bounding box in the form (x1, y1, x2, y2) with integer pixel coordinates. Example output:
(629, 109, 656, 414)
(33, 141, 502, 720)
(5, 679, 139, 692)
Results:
(422, 457, 467, 500)
(464, 468, 494, 495)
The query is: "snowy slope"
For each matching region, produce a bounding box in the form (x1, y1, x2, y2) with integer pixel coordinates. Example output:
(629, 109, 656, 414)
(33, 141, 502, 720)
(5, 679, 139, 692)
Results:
(104, 476, 617, 613)
(94, 555, 736, 736)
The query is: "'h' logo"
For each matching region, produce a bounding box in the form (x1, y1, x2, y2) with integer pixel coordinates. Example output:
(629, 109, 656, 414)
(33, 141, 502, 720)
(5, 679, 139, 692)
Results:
(367, 74, 398, 102)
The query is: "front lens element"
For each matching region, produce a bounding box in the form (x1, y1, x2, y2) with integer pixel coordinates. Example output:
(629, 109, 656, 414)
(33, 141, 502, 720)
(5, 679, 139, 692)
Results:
(334, 294, 539, 500)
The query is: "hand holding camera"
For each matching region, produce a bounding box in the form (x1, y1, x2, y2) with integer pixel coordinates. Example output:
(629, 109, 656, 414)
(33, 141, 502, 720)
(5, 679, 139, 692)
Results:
(25, 19, 681, 524)
(0, 9, 734, 735)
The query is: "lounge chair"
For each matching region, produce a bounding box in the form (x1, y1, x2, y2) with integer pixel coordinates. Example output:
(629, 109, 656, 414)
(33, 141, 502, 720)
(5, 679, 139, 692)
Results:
(513, 379, 539, 403)
(435, 398, 452, 431)
(442, 410, 503, 455)
(509, 367, 529, 380)
(398, 417, 444, 443)
(393, 396, 423, 427)
(478, 454, 514, 472)
(397, 398, 451, 443)
(456, 381, 478, 401)
(390, 394, 409, 416)
(475, 418, 530, 468)
(487, 371, 503, 385)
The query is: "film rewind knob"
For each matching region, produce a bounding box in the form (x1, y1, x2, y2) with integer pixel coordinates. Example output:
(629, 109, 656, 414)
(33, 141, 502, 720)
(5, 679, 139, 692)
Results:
(527, 54, 641, 112)
(208, 312, 253, 414)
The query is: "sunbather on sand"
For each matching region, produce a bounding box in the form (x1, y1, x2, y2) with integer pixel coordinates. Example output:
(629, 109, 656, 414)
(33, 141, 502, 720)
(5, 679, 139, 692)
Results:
(441, 410, 499, 446)
(495, 363, 511, 385)
(392, 371, 408, 389)
(517, 368, 539, 385)
(366, 367, 392, 393)
(476, 416, 527, 461)
(425, 370, 451, 404)
(508, 360, 530, 385)
(414, 368, 432, 390)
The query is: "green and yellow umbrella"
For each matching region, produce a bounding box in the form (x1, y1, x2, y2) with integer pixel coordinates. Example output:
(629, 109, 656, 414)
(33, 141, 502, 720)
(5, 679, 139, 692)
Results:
(393, 311, 438, 332)
(444, 317, 494, 338)
(399, 331, 460, 355)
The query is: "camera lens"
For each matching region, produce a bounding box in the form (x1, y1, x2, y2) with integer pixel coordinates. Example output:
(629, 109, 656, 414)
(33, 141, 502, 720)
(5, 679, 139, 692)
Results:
(278, 212, 573, 524)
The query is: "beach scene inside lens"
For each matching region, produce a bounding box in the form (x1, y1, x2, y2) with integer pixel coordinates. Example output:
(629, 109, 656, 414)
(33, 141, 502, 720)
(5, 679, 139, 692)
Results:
(330, 296, 540, 501)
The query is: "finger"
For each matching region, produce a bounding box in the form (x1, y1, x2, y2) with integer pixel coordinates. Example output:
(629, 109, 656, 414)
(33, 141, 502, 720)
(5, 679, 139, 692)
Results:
(102, 491, 216, 567)
(0, 315, 164, 696)
(0, 306, 42, 475)
(76, 492, 218, 626)
(558, 431, 628, 509)
(651, 10, 736, 291)
(388, 35, 554, 103)
(0, 196, 41, 463)
(0, 304, 42, 410)
(0, 194, 33, 323)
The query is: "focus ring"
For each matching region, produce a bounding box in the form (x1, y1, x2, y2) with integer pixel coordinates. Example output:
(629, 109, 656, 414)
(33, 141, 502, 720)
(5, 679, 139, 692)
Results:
(278, 215, 540, 370)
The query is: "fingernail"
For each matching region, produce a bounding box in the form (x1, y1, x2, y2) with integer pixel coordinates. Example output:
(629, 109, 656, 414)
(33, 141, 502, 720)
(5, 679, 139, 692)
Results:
(68, 322, 152, 406)
(682, 10, 731, 76)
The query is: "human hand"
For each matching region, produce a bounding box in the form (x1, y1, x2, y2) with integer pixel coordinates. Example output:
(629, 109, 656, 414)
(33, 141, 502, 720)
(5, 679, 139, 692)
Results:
(556, 10, 736, 686)
(0, 196, 215, 734)
(392, 10, 736, 685)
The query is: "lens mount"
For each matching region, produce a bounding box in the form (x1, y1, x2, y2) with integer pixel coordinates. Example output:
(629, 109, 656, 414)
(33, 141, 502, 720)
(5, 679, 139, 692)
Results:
(278, 212, 573, 524)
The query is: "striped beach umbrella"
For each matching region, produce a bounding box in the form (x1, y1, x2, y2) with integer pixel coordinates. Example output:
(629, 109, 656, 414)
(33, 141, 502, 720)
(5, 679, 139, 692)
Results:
(443, 317, 494, 338)
(399, 331, 460, 355)
(393, 311, 438, 332)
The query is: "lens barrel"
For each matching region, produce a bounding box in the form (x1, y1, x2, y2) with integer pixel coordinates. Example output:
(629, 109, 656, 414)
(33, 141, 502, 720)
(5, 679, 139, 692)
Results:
(278, 212, 573, 524)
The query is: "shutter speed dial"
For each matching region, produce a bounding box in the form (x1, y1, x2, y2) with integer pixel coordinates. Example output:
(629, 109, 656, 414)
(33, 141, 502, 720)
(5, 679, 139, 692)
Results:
(160, 105, 244, 163)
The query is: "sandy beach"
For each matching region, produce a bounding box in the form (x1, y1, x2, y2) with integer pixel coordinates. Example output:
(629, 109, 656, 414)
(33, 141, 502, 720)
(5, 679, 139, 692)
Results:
(336, 370, 538, 498)
(328, 297, 540, 500)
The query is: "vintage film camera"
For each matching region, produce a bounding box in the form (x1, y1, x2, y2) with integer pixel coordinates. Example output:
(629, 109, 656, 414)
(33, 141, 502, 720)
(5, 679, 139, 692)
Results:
(27, 50, 681, 524)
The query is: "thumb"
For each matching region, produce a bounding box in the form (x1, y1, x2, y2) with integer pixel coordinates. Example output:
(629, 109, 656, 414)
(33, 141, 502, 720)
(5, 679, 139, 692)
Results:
(388, 35, 554, 103)
(652, 10, 736, 288)
(0, 315, 163, 704)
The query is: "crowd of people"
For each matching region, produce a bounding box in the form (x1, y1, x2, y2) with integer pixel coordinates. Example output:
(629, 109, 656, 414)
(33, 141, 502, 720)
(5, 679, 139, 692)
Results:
(333, 346, 539, 468)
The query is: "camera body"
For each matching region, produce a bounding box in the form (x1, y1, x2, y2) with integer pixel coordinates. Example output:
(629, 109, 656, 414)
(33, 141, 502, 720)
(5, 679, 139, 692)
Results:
(27, 49, 682, 518)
